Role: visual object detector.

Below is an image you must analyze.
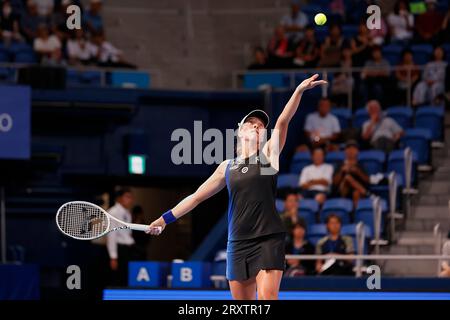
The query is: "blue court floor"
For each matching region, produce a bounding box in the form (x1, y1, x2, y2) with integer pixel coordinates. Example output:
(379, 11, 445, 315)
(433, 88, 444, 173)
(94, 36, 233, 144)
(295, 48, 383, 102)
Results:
(103, 289, 450, 300)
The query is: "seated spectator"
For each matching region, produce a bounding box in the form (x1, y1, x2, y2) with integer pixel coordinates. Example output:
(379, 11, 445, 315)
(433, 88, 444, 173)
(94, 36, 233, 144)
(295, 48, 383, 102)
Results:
(84, 0, 104, 35)
(279, 1, 309, 45)
(361, 100, 404, 153)
(439, 232, 450, 278)
(368, 14, 388, 46)
(360, 46, 391, 106)
(395, 49, 420, 104)
(247, 46, 268, 70)
(92, 31, 136, 69)
(21, 0, 48, 43)
(33, 23, 62, 64)
(0, 0, 23, 43)
(413, 46, 448, 106)
(330, 46, 354, 107)
(318, 23, 346, 67)
(415, 0, 444, 45)
(315, 214, 355, 276)
(67, 29, 97, 65)
(292, 25, 319, 68)
(35, 0, 54, 18)
(297, 98, 341, 152)
(280, 192, 301, 232)
(267, 25, 292, 68)
(285, 221, 316, 276)
(333, 140, 370, 207)
(387, 0, 414, 45)
(299, 148, 333, 206)
(350, 21, 373, 67)
(51, 0, 73, 41)
(441, 7, 450, 43)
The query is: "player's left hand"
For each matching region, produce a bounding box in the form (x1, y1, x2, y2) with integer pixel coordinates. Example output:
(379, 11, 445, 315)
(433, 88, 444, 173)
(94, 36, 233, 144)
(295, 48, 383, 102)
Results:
(297, 74, 328, 92)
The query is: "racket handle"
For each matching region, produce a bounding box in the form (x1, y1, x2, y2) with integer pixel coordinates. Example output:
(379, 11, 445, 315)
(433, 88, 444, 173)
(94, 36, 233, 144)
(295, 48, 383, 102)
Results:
(128, 223, 162, 234)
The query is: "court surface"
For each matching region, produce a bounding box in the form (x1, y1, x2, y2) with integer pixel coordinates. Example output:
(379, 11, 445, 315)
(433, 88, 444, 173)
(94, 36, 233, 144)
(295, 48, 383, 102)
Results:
(103, 289, 450, 300)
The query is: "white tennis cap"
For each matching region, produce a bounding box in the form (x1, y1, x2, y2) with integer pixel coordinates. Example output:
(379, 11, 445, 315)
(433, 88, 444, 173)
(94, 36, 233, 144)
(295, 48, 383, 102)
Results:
(238, 109, 270, 128)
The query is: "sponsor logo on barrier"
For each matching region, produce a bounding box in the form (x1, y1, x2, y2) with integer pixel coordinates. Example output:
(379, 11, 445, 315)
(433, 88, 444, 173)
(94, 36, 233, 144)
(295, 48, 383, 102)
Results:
(66, 5, 81, 30)
(366, 265, 381, 290)
(66, 265, 81, 290)
(0, 113, 13, 132)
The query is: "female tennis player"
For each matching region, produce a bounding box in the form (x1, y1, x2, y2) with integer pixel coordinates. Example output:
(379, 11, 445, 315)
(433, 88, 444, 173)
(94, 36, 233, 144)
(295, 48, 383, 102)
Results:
(147, 74, 327, 300)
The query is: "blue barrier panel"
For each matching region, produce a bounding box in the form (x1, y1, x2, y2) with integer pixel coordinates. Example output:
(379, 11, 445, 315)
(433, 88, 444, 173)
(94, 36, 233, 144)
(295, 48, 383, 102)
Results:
(128, 261, 170, 288)
(110, 71, 150, 89)
(243, 73, 287, 89)
(171, 261, 211, 288)
(0, 85, 31, 159)
(0, 264, 40, 300)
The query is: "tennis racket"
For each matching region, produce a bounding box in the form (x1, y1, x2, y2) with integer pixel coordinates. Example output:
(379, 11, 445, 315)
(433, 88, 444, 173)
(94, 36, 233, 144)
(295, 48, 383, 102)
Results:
(56, 201, 162, 240)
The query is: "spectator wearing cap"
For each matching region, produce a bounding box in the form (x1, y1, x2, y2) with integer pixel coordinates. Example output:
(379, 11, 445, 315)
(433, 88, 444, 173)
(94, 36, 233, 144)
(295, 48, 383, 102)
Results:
(280, 1, 309, 44)
(333, 140, 370, 207)
(285, 221, 316, 276)
(299, 148, 333, 206)
(362, 100, 404, 153)
(297, 98, 341, 152)
(315, 214, 355, 276)
(83, 0, 103, 35)
(415, 0, 444, 45)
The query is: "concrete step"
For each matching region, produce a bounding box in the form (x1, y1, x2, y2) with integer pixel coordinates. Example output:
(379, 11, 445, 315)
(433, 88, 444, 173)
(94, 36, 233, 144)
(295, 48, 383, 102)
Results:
(418, 181, 450, 195)
(415, 194, 450, 206)
(378, 259, 438, 276)
(396, 231, 437, 246)
(383, 244, 435, 254)
(412, 205, 450, 219)
(405, 217, 450, 231)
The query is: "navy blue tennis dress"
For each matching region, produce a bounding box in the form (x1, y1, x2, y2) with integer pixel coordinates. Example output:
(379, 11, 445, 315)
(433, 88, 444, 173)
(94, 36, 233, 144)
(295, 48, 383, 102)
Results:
(225, 150, 287, 281)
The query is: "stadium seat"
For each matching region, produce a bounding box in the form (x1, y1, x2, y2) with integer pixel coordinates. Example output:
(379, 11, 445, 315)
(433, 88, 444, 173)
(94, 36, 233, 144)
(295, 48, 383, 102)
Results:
(243, 72, 288, 89)
(275, 199, 284, 212)
(341, 223, 373, 239)
(415, 106, 444, 141)
(299, 210, 316, 227)
(342, 25, 359, 39)
(277, 174, 299, 189)
(400, 128, 432, 165)
(387, 149, 418, 184)
(321, 198, 353, 224)
(8, 42, 33, 55)
(353, 108, 369, 128)
(358, 150, 385, 175)
(109, 71, 151, 89)
(410, 44, 433, 65)
(314, 26, 329, 43)
(331, 108, 352, 129)
(14, 51, 37, 63)
(354, 198, 388, 235)
(442, 43, 450, 63)
(289, 151, 311, 175)
(308, 224, 327, 237)
(67, 70, 102, 87)
(0, 49, 9, 62)
(325, 151, 345, 168)
(299, 199, 319, 225)
(382, 44, 404, 66)
(386, 106, 413, 129)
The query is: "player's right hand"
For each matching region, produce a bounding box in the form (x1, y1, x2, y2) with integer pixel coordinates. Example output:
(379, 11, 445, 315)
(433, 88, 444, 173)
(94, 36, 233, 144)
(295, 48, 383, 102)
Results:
(146, 217, 166, 235)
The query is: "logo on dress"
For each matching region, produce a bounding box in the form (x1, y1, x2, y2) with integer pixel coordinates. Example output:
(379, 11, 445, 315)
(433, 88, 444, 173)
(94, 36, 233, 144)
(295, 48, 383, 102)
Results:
(241, 167, 248, 174)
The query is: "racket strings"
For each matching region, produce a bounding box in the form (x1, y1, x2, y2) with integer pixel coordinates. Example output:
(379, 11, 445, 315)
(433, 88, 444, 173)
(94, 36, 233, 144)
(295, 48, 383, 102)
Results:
(57, 203, 109, 239)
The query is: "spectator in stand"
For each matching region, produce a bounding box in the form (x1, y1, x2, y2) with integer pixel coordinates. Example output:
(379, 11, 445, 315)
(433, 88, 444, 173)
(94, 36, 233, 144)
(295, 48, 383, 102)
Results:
(280, 192, 302, 233)
(0, 0, 23, 43)
(21, 0, 48, 43)
(387, 0, 414, 45)
(415, 0, 444, 45)
(285, 221, 316, 276)
(441, 7, 450, 43)
(315, 214, 355, 276)
(247, 46, 268, 70)
(299, 148, 333, 206)
(92, 31, 136, 69)
(350, 21, 373, 67)
(395, 49, 420, 104)
(330, 46, 354, 107)
(413, 46, 448, 106)
(333, 140, 370, 207)
(328, 0, 345, 25)
(280, 2, 309, 45)
(267, 25, 292, 68)
(67, 29, 97, 65)
(51, 0, 73, 41)
(84, 0, 104, 35)
(318, 23, 346, 67)
(34, 0, 54, 18)
(439, 232, 450, 278)
(368, 13, 388, 46)
(292, 25, 320, 68)
(360, 46, 391, 106)
(33, 23, 62, 64)
(361, 100, 404, 153)
(297, 98, 341, 152)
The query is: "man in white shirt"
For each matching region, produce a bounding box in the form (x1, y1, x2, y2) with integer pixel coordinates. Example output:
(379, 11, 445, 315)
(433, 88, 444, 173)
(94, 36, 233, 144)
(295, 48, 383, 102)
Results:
(107, 187, 136, 286)
(33, 23, 61, 63)
(299, 148, 333, 205)
(280, 2, 309, 43)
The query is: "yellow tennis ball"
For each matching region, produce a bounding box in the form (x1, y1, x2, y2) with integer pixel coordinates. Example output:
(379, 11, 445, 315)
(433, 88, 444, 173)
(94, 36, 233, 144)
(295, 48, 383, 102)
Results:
(314, 13, 327, 26)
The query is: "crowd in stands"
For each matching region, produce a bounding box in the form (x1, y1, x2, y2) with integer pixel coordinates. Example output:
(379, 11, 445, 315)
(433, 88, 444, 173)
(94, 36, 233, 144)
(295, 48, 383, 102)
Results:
(248, 0, 450, 107)
(0, 0, 135, 68)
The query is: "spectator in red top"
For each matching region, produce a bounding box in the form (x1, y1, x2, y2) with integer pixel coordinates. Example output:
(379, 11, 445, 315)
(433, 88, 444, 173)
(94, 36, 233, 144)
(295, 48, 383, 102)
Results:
(267, 25, 292, 68)
(292, 25, 320, 68)
(415, 0, 444, 45)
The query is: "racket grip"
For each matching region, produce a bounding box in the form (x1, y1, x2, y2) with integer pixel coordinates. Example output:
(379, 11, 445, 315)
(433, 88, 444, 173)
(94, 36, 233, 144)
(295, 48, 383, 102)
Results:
(128, 223, 162, 234)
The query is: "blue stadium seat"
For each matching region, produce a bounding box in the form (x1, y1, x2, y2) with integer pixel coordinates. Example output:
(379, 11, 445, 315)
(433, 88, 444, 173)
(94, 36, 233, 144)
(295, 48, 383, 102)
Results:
(211, 261, 226, 276)
(353, 108, 369, 128)
(321, 198, 353, 224)
(382, 44, 404, 66)
(415, 106, 444, 141)
(358, 150, 385, 175)
(314, 26, 329, 43)
(442, 43, 450, 64)
(354, 198, 387, 235)
(400, 128, 432, 165)
(308, 224, 327, 237)
(275, 199, 284, 212)
(342, 25, 359, 39)
(8, 42, 33, 54)
(386, 106, 413, 129)
(0, 49, 10, 62)
(387, 150, 418, 183)
(14, 51, 37, 63)
(307, 236, 322, 246)
(299, 211, 316, 227)
(67, 70, 102, 87)
(243, 72, 289, 89)
(277, 174, 299, 189)
(341, 223, 373, 239)
(289, 151, 311, 175)
(410, 44, 433, 65)
(325, 151, 345, 168)
(331, 108, 351, 129)
(299, 199, 319, 220)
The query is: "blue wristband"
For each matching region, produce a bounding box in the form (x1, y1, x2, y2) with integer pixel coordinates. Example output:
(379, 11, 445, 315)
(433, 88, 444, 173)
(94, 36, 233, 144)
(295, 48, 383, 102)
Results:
(162, 210, 177, 224)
